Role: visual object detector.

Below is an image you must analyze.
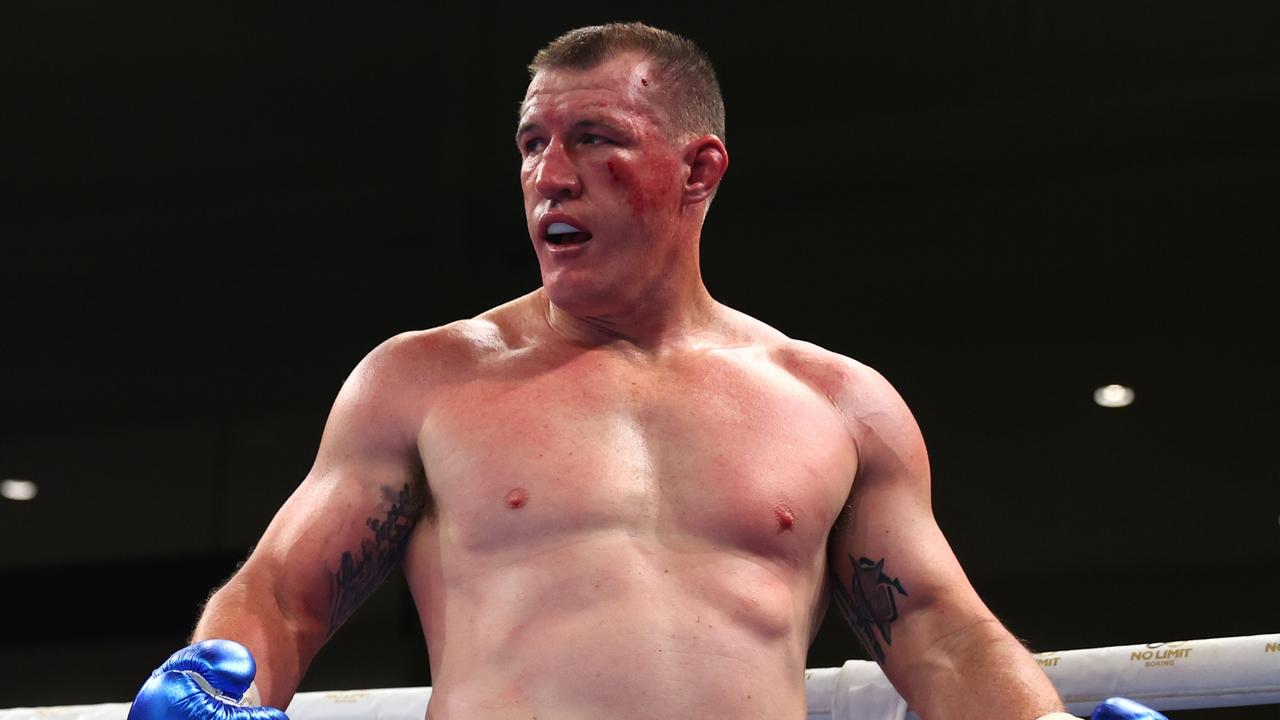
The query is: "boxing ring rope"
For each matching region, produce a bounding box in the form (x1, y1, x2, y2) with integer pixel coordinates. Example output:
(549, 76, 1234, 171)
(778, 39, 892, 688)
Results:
(3, 634, 1276, 719)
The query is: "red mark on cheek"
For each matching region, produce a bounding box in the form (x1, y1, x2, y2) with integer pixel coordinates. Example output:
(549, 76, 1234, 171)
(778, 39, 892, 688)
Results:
(606, 159, 648, 217)
(641, 77, 649, 86)
(505, 487, 529, 509)
(774, 503, 796, 532)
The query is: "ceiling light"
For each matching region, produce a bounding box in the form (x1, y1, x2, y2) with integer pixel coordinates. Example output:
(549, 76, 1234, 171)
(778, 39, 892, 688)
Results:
(1, 479, 38, 501)
(1093, 384, 1135, 408)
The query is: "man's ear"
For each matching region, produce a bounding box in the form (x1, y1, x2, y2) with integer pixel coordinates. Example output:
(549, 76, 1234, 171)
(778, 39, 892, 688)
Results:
(682, 134, 728, 205)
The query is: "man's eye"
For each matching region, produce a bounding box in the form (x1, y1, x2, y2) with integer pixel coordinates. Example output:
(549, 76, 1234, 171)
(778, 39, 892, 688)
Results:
(582, 134, 610, 145)
(523, 138, 546, 153)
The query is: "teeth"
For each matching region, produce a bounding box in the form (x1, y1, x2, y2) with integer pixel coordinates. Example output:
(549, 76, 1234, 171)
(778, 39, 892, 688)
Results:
(547, 222, 582, 235)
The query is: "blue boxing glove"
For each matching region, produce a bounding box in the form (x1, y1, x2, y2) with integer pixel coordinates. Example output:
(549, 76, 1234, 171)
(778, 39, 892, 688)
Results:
(128, 639, 289, 720)
(1091, 697, 1169, 720)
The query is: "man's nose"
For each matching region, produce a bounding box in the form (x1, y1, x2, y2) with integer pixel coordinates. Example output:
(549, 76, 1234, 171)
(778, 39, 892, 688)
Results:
(533, 140, 581, 200)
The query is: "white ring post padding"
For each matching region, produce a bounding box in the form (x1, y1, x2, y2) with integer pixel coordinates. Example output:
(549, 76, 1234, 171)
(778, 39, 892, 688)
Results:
(804, 662, 906, 720)
(1, 634, 1276, 720)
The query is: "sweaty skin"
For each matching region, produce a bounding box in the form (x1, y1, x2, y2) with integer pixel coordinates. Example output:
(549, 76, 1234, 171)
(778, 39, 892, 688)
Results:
(405, 296, 857, 720)
(194, 49, 1062, 720)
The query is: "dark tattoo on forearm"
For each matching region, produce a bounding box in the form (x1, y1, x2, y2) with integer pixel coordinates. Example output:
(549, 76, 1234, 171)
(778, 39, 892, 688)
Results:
(830, 554, 909, 664)
(328, 481, 427, 634)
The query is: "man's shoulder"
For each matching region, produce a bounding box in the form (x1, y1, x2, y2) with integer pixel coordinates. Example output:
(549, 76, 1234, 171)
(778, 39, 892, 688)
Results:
(359, 293, 543, 383)
(759, 336, 910, 429)
(711, 306, 886, 405)
(761, 338, 924, 484)
(363, 320, 510, 380)
(748, 331, 862, 392)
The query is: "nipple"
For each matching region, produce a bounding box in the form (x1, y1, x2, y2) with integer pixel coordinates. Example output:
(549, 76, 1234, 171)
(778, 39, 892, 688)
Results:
(773, 502, 796, 532)
(505, 487, 529, 509)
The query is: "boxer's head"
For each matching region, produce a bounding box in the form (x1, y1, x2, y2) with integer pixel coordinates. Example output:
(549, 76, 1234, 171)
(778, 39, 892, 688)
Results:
(518, 23, 728, 319)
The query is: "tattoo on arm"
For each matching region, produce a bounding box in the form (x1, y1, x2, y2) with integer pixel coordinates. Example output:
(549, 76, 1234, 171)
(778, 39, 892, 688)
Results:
(830, 554, 909, 664)
(328, 481, 428, 635)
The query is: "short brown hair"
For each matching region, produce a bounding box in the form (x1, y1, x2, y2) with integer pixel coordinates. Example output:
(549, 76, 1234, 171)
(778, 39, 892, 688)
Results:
(528, 22, 726, 144)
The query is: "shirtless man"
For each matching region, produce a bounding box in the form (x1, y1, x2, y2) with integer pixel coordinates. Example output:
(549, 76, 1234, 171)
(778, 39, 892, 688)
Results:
(127, 23, 1153, 720)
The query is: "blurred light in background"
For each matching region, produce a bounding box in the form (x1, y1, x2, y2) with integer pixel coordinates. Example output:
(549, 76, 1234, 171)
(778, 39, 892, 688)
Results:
(1, 478, 39, 501)
(1093, 384, 1136, 408)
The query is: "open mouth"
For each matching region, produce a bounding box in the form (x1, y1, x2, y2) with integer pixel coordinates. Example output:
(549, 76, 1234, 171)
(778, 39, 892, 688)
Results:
(545, 222, 593, 246)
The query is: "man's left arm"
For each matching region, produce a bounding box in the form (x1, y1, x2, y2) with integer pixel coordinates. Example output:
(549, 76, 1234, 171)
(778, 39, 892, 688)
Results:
(827, 365, 1062, 720)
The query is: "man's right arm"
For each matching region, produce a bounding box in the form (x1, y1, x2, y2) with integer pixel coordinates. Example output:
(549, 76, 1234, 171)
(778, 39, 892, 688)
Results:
(192, 333, 431, 708)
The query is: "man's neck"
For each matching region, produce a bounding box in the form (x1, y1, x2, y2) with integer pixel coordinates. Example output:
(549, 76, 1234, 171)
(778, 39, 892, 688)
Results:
(541, 280, 724, 357)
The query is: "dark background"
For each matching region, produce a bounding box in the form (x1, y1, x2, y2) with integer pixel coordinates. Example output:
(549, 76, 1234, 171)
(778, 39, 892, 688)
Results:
(2, 1, 1277, 716)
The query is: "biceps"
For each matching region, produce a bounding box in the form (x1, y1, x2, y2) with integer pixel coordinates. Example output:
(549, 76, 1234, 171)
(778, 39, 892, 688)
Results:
(244, 462, 429, 637)
(827, 481, 980, 663)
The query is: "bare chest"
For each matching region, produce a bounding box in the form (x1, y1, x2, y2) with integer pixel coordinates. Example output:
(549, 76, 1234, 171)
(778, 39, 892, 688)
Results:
(418, 350, 857, 568)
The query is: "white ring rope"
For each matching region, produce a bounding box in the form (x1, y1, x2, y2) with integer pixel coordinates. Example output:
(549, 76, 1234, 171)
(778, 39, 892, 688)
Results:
(2, 634, 1275, 720)
(807, 633, 1280, 720)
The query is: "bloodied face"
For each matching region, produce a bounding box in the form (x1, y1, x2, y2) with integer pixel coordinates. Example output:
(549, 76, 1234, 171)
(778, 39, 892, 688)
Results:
(516, 53, 699, 317)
